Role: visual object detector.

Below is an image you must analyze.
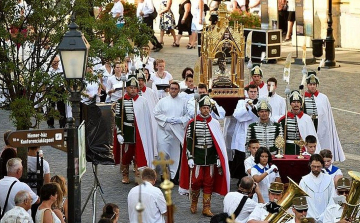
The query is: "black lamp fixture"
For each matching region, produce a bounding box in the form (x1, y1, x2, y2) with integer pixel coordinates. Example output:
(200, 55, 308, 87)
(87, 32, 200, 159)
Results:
(58, 21, 90, 80)
(58, 19, 90, 223)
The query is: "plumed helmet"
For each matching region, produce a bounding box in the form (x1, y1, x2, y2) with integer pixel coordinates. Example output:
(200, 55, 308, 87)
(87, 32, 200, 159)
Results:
(306, 70, 319, 85)
(251, 63, 263, 77)
(126, 75, 139, 87)
(289, 90, 303, 103)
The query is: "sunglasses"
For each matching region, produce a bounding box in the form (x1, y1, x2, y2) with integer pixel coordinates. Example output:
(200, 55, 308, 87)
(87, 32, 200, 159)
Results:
(295, 209, 308, 213)
(338, 191, 349, 195)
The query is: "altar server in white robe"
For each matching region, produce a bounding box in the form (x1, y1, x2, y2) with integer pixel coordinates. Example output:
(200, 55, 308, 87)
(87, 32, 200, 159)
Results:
(154, 82, 190, 182)
(303, 71, 345, 162)
(299, 154, 336, 222)
(231, 85, 259, 182)
(186, 83, 225, 120)
(266, 77, 286, 122)
(136, 69, 159, 156)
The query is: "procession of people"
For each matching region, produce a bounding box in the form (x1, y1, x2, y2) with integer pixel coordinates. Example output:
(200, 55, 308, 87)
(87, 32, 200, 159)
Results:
(1, 1, 358, 223)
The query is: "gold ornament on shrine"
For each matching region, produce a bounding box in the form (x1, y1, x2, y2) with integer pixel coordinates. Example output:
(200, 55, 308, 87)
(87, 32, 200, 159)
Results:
(194, 0, 245, 98)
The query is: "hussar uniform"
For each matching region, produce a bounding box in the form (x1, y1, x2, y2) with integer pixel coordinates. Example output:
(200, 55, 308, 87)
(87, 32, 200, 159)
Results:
(246, 100, 283, 154)
(245, 64, 268, 99)
(113, 75, 155, 184)
(179, 94, 230, 217)
(303, 71, 345, 161)
(278, 90, 321, 155)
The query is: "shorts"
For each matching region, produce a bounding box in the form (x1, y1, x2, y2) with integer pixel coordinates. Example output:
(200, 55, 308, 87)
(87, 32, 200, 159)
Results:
(288, 11, 295, 22)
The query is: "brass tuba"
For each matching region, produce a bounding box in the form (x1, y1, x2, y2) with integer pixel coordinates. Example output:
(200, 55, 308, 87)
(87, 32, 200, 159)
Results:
(341, 171, 360, 222)
(264, 177, 309, 223)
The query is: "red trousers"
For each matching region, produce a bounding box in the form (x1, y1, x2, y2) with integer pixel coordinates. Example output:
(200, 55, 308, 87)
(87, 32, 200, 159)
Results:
(191, 165, 214, 194)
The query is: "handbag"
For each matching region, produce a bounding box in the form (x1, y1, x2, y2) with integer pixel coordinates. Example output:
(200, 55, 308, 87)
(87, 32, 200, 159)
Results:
(210, 195, 248, 223)
(149, 7, 158, 20)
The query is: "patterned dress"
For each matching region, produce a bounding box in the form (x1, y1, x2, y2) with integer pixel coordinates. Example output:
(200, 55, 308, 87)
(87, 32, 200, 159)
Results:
(159, 0, 176, 30)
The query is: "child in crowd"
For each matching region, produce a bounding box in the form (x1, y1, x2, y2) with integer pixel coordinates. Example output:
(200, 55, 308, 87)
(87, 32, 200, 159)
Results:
(320, 149, 343, 187)
(302, 135, 317, 155)
(244, 139, 260, 176)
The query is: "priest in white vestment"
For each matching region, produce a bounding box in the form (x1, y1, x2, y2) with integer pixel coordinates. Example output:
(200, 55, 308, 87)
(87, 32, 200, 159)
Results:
(154, 82, 190, 183)
(299, 154, 336, 222)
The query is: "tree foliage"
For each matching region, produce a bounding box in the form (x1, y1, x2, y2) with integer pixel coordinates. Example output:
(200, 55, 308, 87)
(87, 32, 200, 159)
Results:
(0, 0, 152, 130)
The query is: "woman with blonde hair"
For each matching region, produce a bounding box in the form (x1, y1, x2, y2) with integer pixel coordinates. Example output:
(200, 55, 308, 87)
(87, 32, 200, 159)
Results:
(50, 175, 68, 222)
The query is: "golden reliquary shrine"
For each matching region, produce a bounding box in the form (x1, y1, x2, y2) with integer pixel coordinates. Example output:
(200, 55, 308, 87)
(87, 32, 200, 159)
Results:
(194, 1, 245, 105)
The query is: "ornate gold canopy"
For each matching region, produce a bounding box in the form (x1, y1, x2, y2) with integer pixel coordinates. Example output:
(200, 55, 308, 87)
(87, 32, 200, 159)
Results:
(194, 1, 245, 98)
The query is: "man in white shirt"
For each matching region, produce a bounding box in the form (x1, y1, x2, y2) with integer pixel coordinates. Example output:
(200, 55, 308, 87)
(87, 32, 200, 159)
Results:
(323, 177, 353, 223)
(247, 182, 284, 222)
(223, 176, 264, 223)
(299, 154, 336, 222)
(0, 158, 39, 215)
(27, 146, 51, 193)
(127, 168, 166, 223)
(266, 77, 286, 122)
(287, 196, 309, 223)
(0, 190, 34, 223)
(154, 82, 190, 184)
(186, 83, 225, 120)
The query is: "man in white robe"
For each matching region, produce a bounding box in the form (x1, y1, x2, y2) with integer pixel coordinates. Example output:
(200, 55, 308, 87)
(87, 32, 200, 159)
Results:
(267, 77, 286, 122)
(231, 85, 259, 182)
(114, 75, 155, 184)
(303, 71, 345, 162)
(299, 154, 336, 222)
(154, 82, 190, 184)
(136, 69, 159, 157)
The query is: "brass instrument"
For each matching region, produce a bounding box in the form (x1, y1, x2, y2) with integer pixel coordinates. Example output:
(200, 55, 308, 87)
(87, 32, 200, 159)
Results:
(265, 177, 309, 223)
(341, 171, 360, 222)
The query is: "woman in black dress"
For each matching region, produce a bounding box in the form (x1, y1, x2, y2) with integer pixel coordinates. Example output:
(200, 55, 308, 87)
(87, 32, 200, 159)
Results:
(173, 0, 192, 47)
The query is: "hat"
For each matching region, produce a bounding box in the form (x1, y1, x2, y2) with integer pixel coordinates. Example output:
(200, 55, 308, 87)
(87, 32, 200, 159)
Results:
(251, 64, 263, 77)
(198, 94, 212, 108)
(289, 90, 303, 103)
(126, 75, 139, 87)
(337, 177, 351, 190)
(300, 218, 315, 223)
(306, 71, 319, 85)
(135, 69, 146, 81)
(268, 182, 284, 194)
(256, 99, 272, 112)
(156, 84, 170, 90)
(293, 196, 308, 210)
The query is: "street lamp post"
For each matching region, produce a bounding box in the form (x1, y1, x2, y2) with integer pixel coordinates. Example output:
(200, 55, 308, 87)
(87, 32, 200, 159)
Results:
(324, 0, 336, 67)
(58, 21, 90, 223)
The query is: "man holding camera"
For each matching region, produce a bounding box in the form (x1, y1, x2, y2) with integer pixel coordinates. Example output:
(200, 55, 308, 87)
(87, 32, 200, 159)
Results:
(223, 176, 264, 222)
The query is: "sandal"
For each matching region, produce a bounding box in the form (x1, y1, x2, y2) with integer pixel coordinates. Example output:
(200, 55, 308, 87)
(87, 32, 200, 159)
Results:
(172, 42, 180, 47)
(187, 45, 196, 49)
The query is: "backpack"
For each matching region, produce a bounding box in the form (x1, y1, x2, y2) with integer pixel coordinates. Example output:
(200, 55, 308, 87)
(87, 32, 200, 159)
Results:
(210, 195, 248, 223)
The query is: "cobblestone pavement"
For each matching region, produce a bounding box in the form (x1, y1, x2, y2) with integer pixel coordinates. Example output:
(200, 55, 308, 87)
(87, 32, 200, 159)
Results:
(1, 34, 360, 223)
